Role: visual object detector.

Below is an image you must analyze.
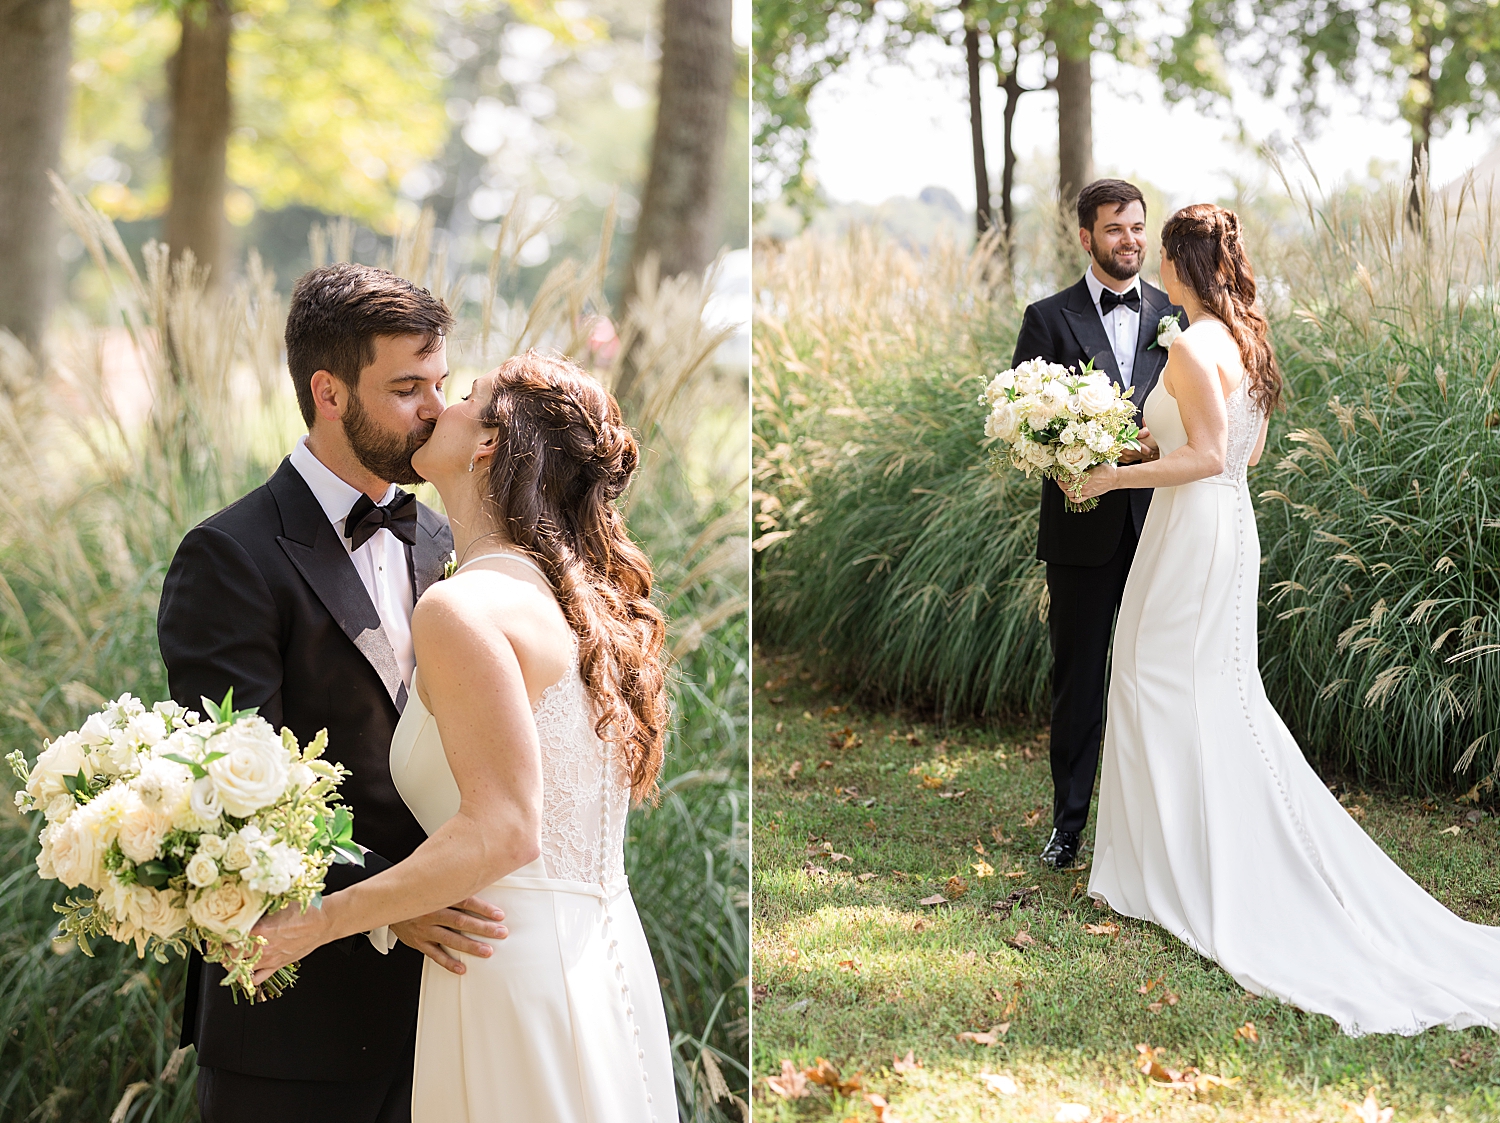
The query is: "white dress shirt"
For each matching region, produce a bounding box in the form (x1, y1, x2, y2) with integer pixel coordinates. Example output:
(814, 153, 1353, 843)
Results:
(289, 436, 414, 956)
(1084, 266, 1142, 387)
(288, 436, 416, 688)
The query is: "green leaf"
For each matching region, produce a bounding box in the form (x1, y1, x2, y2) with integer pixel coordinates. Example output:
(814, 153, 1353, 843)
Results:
(135, 861, 174, 888)
(161, 753, 208, 780)
(330, 844, 365, 867)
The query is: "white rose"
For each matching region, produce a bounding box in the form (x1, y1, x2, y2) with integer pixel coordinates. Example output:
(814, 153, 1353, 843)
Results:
(48, 810, 108, 889)
(1157, 316, 1184, 349)
(1056, 443, 1096, 473)
(1075, 381, 1116, 416)
(189, 776, 223, 824)
(985, 402, 1021, 443)
(36, 824, 56, 879)
(187, 878, 267, 937)
(116, 792, 171, 864)
(1023, 441, 1056, 469)
(204, 720, 289, 818)
(222, 831, 253, 871)
(286, 762, 316, 792)
(196, 833, 227, 860)
(134, 886, 189, 937)
(186, 852, 220, 888)
(78, 711, 113, 746)
(26, 731, 89, 805)
(43, 792, 76, 823)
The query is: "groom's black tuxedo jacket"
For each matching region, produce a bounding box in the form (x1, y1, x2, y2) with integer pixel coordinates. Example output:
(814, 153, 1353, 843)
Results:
(157, 458, 453, 1081)
(1012, 275, 1184, 566)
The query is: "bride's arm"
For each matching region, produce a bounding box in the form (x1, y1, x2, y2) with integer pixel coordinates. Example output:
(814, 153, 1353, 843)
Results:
(250, 585, 543, 980)
(1074, 332, 1229, 498)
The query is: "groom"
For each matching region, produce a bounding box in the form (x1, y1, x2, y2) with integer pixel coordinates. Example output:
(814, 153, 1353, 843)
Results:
(1010, 179, 1184, 871)
(158, 264, 505, 1123)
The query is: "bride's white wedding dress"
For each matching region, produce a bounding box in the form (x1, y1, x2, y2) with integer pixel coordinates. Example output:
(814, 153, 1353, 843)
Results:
(1089, 367, 1500, 1035)
(390, 562, 677, 1122)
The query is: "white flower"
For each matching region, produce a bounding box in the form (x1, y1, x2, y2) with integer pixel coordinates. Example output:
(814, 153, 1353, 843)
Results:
(1014, 365, 1044, 395)
(186, 852, 220, 888)
(189, 776, 223, 824)
(123, 711, 168, 750)
(82, 785, 132, 847)
(196, 833, 227, 860)
(25, 731, 89, 805)
(78, 711, 113, 747)
(35, 824, 56, 879)
(985, 402, 1021, 443)
(43, 792, 76, 824)
(48, 809, 108, 889)
(204, 719, 289, 818)
(130, 756, 192, 815)
(244, 841, 306, 896)
(1076, 380, 1117, 416)
(1059, 422, 1082, 445)
(1156, 315, 1184, 349)
(134, 886, 189, 937)
(187, 878, 267, 937)
(222, 827, 261, 871)
(1084, 422, 1116, 455)
(286, 761, 316, 792)
(116, 791, 171, 864)
(1022, 441, 1055, 469)
(1056, 443, 1095, 473)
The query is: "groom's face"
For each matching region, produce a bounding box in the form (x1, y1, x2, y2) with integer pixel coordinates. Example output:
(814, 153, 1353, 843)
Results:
(1081, 201, 1147, 283)
(337, 334, 448, 485)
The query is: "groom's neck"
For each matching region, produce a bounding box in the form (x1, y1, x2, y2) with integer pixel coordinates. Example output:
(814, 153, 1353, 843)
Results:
(305, 426, 393, 502)
(1089, 261, 1136, 294)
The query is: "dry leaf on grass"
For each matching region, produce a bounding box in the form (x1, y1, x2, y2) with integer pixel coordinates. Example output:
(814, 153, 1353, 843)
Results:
(990, 825, 1008, 844)
(803, 863, 829, 877)
(787, 761, 803, 780)
(837, 958, 860, 972)
(858, 872, 878, 882)
(979, 1072, 1019, 1096)
(1023, 808, 1044, 827)
(1134, 1044, 1239, 1096)
(804, 1057, 863, 1096)
(1137, 977, 1162, 995)
(1235, 1021, 1259, 1043)
(972, 860, 995, 879)
(766, 1060, 809, 1100)
(1055, 1104, 1092, 1123)
(973, 840, 987, 855)
(865, 1092, 902, 1122)
(1005, 930, 1036, 949)
(1439, 824, 1462, 836)
(920, 775, 943, 789)
(937, 789, 969, 799)
(1345, 1091, 1395, 1123)
(944, 876, 969, 899)
(918, 894, 948, 907)
(892, 1050, 922, 1074)
(957, 1026, 1007, 1046)
(817, 759, 834, 770)
(1083, 921, 1120, 937)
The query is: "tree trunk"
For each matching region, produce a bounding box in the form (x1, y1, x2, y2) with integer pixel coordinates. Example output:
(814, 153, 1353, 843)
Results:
(0, 0, 71, 354)
(1407, 37, 1433, 229)
(165, 0, 232, 284)
(962, 1, 991, 234)
(1055, 47, 1093, 210)
(616, 0, 734, 402)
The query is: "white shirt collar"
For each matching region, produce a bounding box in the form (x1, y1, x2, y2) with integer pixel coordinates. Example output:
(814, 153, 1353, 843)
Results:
(1084, 266, 1142, 309)
(289, 435, 397, 533)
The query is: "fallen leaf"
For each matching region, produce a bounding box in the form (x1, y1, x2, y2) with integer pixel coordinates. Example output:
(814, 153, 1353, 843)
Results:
(972, 860, 995, 879)
(803, 863, 829, 877)
(857, 872, 878, 883)
(990, 826, 1008, 844)
(918, 894, 948, 906)
(1023, 808, 1044, 827)
(774, 721, 783, 734)
(822, 705, 845, 717)
(1147, 1001, 1163, 1014)
(1235, 1022, 1259, 1043)
(973, 840, 987, 855)
(905, 731, 922, 744)
(920, 775, 943, 789)
(991, 885, 1041, 919)
(944, 876, 969, 899)
(1439, 824, 1462, 836)
(829, 852, 852, 863)
(1345, 1091, 1394, 1123)
(911, 918, 928, 932)
(1347, 805, 1367, 820)
(892, 1050, 922, 1074)
(1162, 989, 1179, 1006)
(787, 761, 803, 780)
(1137, 977, 1161, 995)
(1003, 869, 1026, 878)
(957, 1030, 997, 1046)
(865, 1092, 901, 1122)
(766, 1059, 809, 1100)
(1083, 921, 1120, 937)
(937, 790, 969, 799)
(1005, 930, 1036, 950)
(1055, 1104, 1091, 1123)
(817, 759, 834, 770)
(804, 1057, 862, 1096)
(837, 958, 860, 972)
(978, 1072, 1019, 1096)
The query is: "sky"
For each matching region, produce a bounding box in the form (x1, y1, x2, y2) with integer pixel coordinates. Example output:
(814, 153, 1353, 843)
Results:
(805, 32, 1499, 212)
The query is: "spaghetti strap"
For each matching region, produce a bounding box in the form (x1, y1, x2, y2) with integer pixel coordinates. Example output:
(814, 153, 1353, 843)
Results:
(452, 551, 550, 582)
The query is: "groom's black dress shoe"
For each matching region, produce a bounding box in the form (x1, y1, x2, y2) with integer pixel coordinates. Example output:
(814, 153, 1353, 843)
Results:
(1039, 829, 1081, 870)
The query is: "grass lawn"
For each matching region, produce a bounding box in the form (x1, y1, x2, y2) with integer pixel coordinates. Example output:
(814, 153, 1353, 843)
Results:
(751, 650, 1500, 1122)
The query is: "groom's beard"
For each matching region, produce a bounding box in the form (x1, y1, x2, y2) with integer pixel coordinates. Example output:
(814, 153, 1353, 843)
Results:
(1092, 244, 1142, 283)
(342, 391, 433, 486)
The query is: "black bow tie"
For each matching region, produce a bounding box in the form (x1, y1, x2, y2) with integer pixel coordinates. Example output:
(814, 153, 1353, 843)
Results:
(344, 489, 417, 551)
(1099, 287, 1141, 314)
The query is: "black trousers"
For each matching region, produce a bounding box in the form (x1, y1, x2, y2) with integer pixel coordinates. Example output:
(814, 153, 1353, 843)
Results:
(198, 1028, 415, 1123)
(1044, 517, 1139, 835)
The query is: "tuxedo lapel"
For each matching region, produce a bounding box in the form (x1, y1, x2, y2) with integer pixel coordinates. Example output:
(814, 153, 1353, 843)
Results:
(409, 504, 453, 602)
(1058, 279, 1123, 386)
(267, 461, 407, 711)
(1129, 284, 1179, 415)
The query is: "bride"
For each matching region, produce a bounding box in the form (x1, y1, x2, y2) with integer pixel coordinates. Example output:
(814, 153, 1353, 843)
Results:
(1074, 203, 1500, 1034)
(251, 351, 678, 1120)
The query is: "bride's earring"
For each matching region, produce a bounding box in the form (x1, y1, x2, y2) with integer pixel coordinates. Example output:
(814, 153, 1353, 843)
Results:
(467, 456, 476, 473)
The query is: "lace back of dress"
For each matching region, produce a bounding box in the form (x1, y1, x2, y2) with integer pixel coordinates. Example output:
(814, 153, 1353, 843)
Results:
(531, 646, 631, 884)
(1211, 377, 1262, 485)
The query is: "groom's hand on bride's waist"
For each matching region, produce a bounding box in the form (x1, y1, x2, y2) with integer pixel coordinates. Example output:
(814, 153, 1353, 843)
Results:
(391, 897, 509, 974)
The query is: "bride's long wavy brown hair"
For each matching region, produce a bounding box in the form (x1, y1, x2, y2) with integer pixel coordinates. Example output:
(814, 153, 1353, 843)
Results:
(476, 350, 668, 803)
(1161, 203, 1283, 414)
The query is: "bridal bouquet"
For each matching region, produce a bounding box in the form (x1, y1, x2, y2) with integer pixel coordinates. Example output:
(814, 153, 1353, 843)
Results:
(981, 357, 1143, 512)
(7, 691, 361, 1000)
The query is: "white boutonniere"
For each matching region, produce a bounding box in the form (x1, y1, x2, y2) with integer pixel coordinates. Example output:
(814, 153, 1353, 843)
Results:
(441, 550, 458, 580)
(1149, 314, 1183, 351)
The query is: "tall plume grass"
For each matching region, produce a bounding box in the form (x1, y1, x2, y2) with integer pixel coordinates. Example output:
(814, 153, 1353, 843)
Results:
(755, 177, 1500, 790)
(0, 187, 748, 1122)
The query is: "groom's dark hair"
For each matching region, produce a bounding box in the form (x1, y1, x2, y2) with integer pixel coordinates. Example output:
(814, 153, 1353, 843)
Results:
(1076, 179, 1146, 233)
(285, 263, 454, 426)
